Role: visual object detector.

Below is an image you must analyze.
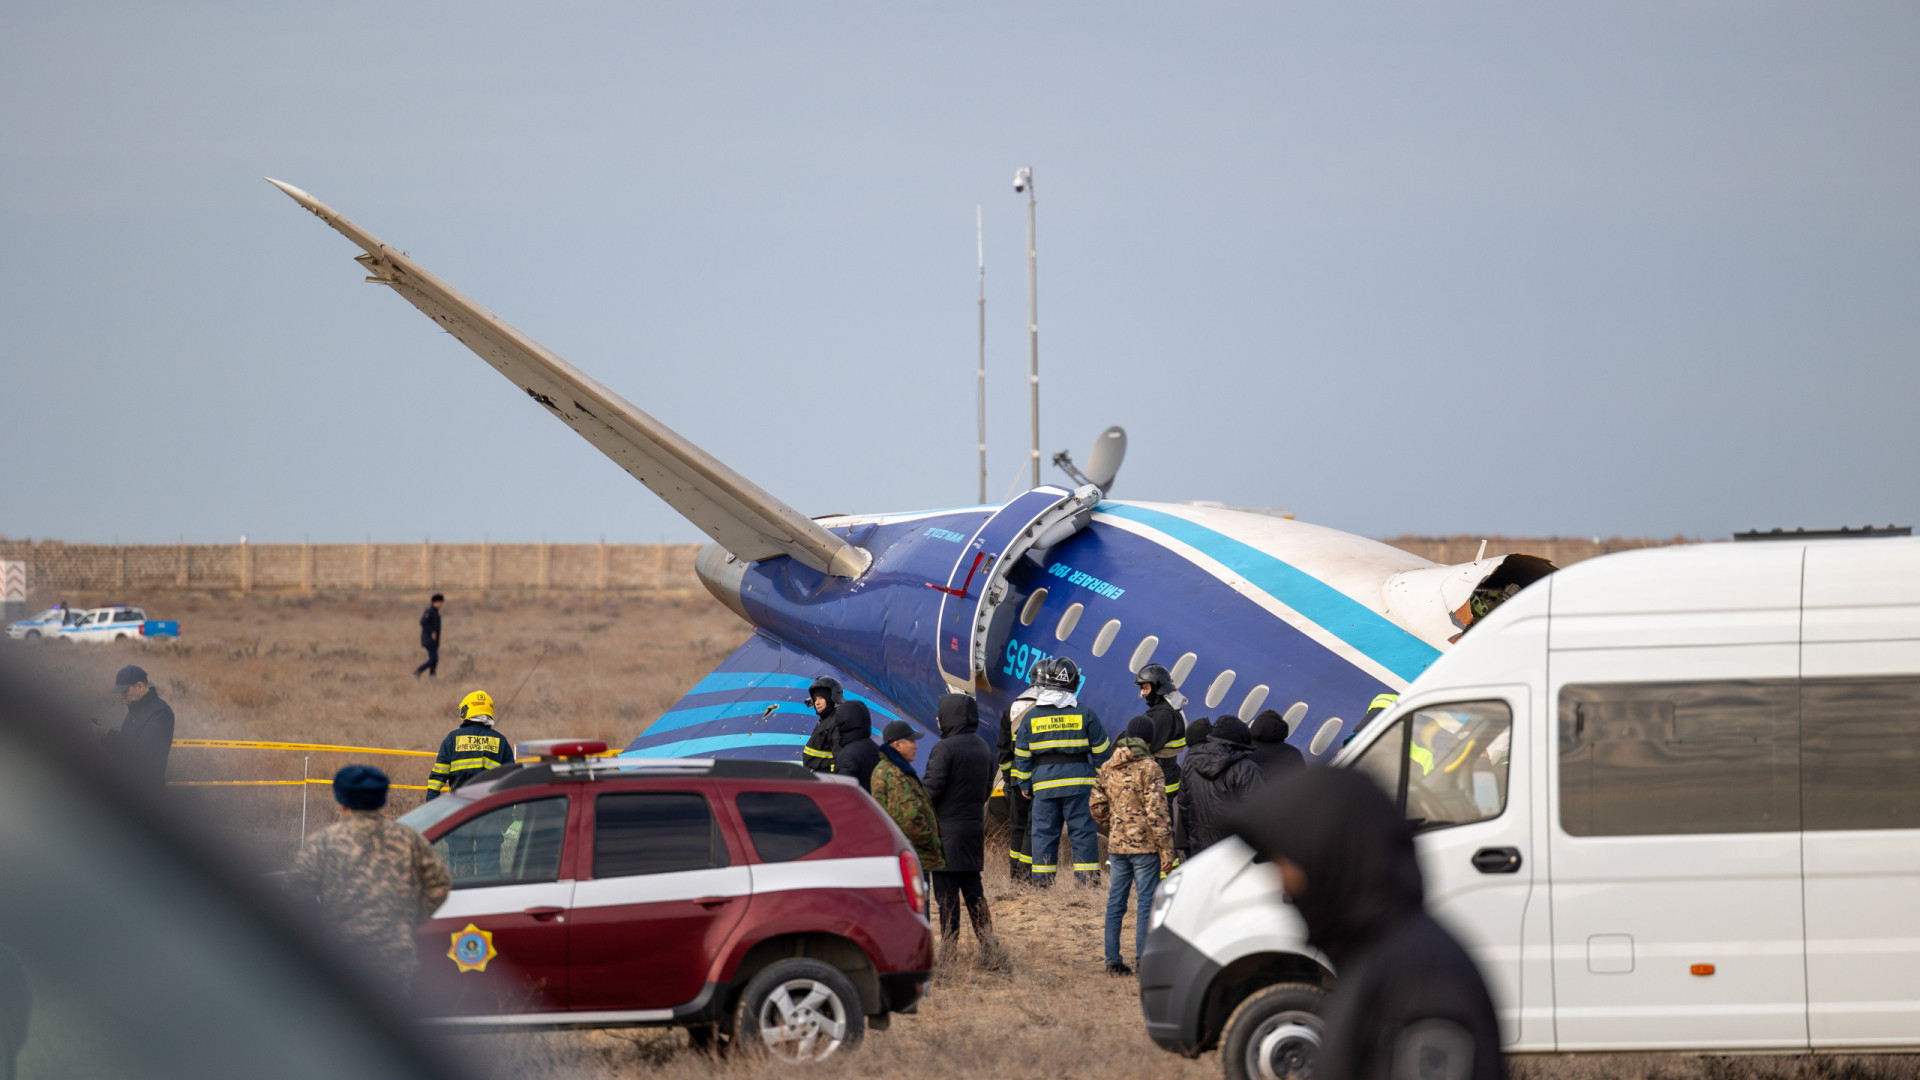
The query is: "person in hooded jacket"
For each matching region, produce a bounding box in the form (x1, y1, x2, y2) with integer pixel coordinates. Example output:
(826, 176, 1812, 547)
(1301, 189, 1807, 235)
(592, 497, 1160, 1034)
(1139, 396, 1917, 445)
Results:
(1249, 709, 1306, 776)
(800, 675, 845, 773)
(923, 693, 998, 947)
(830, 699, 879, 791)
(1229, 768, 1501, 1080)
(1176, 716, 1264, 854)
(1182, 716, 1213, 754)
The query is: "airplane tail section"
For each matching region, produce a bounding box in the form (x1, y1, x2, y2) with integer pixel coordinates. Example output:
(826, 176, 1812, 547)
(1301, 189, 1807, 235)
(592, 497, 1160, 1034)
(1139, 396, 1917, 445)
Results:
(266, 179, 870, 579)
(625, 631, 926, 759)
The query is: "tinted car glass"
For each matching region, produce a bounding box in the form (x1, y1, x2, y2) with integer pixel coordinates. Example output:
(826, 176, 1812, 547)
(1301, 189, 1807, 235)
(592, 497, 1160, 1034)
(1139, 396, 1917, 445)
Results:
(594, 792, 726, 878)
(435, 796, 569, 887)
(1352, 716, 1409, 805)
(1803, 676, 1920, 831)
(737, 791, 834, 862)
(1559, 680, 1800, 837)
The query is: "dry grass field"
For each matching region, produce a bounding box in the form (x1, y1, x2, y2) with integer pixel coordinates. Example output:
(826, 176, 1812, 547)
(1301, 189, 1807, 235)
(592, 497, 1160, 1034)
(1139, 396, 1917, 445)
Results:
(6, 589, 1915, 1080)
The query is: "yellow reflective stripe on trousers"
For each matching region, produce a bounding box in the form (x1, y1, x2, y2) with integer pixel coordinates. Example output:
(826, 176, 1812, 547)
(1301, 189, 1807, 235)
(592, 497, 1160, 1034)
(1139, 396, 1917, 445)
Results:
(1009, 850, 1033, 864)
(1032, 777, 1095, 792)
(1031, 864, 1058, 873)
(1072, 863, 1101, 872)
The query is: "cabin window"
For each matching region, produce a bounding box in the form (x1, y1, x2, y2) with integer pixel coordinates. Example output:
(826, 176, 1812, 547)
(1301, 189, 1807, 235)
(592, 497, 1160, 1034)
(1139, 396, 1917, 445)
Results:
(1054, 602, 1084, 642)
(1128, 635, 1160, 674)
(1169, 652, 1198, 688)
(1204, 670, 1236, 709)
(1237, 684, 1270, 721)
(1308, 717, 1344, 756)
(1019, 589, 1048, 626)
(1091, 619, 1122, 657)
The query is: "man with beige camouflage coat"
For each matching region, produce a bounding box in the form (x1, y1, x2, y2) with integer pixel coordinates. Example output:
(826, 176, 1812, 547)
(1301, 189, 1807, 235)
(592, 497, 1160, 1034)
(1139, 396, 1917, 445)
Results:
(286, 765, 451, 994)
(1090, 715, 1174, 976)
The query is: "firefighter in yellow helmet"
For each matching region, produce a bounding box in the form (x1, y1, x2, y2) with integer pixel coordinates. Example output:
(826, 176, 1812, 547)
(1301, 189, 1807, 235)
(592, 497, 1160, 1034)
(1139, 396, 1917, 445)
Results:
(426, 690, 515, 800)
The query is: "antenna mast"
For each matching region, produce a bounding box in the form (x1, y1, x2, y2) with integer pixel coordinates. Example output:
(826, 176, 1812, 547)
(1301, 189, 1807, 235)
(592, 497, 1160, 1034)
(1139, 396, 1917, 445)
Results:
(1017, 168, 1039, 489)
(977, 205, 987, 504)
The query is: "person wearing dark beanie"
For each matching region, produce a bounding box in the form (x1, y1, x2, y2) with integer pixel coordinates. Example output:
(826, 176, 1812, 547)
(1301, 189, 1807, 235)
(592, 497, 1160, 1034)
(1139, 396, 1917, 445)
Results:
(285, 765, 451, 992)
(1176, 716, 1264, 854)
(1183, 716, 1213, 752)
(1249, 709, 1306, 776)
(1228, 769, 1501, 1080)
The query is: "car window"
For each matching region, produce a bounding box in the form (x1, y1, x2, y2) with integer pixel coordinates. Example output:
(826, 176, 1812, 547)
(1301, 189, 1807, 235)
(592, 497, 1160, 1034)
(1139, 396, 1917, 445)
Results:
(593, 792, 727, 878)
(434, 796, 569, 888)
(115, 611, 141, 624)
(736, 791, 834, 862)
(1351, 700, 1514, 832)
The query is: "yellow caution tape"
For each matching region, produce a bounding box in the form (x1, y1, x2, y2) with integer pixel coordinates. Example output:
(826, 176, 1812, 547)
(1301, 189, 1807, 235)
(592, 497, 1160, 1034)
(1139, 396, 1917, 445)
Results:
(173, 738, 435, 758)
(169, 778, 431, 791)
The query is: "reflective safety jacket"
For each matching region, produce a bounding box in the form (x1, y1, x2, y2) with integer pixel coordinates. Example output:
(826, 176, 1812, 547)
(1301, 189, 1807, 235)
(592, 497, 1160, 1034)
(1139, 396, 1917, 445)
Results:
(426, 720, 514, 799)
(1011, 705, 1111, 799)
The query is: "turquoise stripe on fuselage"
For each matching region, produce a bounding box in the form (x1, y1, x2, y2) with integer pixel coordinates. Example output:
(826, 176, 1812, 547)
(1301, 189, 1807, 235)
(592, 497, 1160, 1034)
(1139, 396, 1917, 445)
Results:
(671, 672, 902, 722)
(1096, 503, 1441, 684)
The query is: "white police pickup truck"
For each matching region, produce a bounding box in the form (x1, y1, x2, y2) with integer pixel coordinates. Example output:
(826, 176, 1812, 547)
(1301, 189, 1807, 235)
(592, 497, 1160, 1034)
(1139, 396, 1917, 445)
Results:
(55, 606, 179, 643)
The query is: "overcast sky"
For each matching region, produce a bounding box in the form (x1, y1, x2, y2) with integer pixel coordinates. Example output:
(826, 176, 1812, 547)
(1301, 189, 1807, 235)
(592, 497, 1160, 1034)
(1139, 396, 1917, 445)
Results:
(5, 2, 1917, 545)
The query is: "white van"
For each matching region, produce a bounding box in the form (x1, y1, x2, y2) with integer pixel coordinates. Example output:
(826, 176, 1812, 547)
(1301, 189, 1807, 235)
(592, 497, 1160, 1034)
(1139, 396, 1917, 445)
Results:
(1138, 535, 1920, 1078)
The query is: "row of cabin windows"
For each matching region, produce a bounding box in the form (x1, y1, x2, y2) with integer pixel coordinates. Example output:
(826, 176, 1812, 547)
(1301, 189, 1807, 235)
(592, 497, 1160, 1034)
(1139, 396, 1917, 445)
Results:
(1017, 586, 1273, 721)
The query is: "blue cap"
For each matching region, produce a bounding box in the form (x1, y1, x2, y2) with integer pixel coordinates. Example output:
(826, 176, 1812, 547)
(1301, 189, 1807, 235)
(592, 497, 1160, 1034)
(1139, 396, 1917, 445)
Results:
(112, 665, 149, 691)
(332, 765, 390, 810)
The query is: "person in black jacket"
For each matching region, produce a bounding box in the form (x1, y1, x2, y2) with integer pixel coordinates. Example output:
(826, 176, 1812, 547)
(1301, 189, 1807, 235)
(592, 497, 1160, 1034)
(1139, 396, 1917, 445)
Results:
(1249, 709, 1306, 776)
(800, 675, 844, 773)
(414, 594, 443, 678)
(1230, 768, 1502, 1080)
(923, 693, 998, 949)
(830, 700, 879, 791)
(104, 665, 173, 789)
(1134, 664, 1185, 799)
(1176, 716, 1263, 854)
(1183, 716, 1213, 754)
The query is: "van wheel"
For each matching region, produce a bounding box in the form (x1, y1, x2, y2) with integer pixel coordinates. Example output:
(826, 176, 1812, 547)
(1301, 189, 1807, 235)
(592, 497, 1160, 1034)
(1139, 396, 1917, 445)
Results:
(731, 958, 864, 1063)
(1221, 982, 1326, 1080)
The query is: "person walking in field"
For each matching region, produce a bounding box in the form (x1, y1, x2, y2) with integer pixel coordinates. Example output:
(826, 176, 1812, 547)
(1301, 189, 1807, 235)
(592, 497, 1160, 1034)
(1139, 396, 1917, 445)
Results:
(414, 593, 443, 678)
(426, 690, 513, 801)
(870, 721, 944, 872)
(1090, 715, 1174, 976)
(285, 765, 452, 994)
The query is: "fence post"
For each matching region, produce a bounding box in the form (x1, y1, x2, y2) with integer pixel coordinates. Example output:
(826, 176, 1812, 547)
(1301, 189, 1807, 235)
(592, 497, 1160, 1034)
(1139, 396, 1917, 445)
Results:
(240, 538, 251, 594)
(481, 539, 491, 593)
(300, 754, 309, 846)
(178, 541, 188, 589)
(538, 540, 550, 592)
(361, 541, 372, 590)
(301, 538, 313, 594)
(597, 539, 608, 592)
(653, 544, 667, 589)
(421, 539, 431, 591)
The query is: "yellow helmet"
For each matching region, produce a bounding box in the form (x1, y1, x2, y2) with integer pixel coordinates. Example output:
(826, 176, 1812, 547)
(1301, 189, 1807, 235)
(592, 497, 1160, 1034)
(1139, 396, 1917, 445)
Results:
(458, 690, 495, 721)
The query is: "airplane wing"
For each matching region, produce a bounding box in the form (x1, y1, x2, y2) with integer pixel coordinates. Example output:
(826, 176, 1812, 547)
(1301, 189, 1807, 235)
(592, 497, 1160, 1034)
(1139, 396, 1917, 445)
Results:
(267, 179, 871, 579)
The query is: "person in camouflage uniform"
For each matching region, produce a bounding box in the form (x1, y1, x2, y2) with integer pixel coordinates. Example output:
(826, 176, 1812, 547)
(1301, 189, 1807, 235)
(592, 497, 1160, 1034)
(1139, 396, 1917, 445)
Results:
(285, 765, 451, 994)
(1090, 715, 1175, 975)
(871, 721, 945, 871)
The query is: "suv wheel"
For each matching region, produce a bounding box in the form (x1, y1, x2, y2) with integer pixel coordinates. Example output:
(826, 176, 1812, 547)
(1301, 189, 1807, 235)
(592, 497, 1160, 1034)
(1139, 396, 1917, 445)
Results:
(732, 958, 865, 1063)
(1220, 982, 1326, 1080)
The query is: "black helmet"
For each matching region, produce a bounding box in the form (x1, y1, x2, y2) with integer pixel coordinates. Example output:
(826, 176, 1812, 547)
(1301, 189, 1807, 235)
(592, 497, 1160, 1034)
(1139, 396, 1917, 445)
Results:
(1031, 656, 1081, 691)
(1134, 662, 1173, 695)
(806, 676, 844, 704)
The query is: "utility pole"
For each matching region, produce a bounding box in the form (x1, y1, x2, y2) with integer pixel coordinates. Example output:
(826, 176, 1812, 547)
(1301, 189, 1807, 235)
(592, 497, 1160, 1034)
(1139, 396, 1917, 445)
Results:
(976, 205, 988, 504)
(1015, 167, 1039, 488)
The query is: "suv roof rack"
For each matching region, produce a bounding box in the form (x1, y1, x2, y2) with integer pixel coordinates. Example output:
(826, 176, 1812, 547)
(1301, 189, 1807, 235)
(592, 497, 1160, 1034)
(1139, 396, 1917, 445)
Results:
(1734, 525, 1912, 542)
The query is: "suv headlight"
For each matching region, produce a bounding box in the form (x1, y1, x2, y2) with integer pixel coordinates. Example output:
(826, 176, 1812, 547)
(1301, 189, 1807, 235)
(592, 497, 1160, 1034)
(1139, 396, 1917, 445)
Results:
(1149, 867, 1182, 930)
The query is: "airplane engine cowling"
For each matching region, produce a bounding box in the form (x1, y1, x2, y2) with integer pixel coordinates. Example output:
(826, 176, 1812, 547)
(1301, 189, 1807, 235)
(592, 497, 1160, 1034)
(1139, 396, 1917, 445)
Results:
(1382, 553, 1557, 649)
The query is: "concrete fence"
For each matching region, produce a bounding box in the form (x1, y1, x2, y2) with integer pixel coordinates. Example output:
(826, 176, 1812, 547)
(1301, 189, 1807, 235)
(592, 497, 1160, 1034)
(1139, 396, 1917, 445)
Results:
(0, 534, 1692, 598)
(0, 540, 705, 595)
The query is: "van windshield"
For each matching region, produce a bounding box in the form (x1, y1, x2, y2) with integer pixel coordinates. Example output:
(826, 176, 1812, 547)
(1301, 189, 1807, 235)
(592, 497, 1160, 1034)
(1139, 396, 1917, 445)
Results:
(1351, 700, 1513, 832)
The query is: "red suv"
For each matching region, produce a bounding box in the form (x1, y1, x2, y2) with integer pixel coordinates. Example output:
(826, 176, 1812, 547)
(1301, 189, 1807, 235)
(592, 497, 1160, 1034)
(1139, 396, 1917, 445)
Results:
(396, 741, 933, 1061)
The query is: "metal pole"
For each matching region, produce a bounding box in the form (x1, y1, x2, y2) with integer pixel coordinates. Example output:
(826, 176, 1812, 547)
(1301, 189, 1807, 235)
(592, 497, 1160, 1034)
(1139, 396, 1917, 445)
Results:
(977, 205, 988, 504)
(1024, 172, 1039, 489)
(300, 754, 309, 845)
